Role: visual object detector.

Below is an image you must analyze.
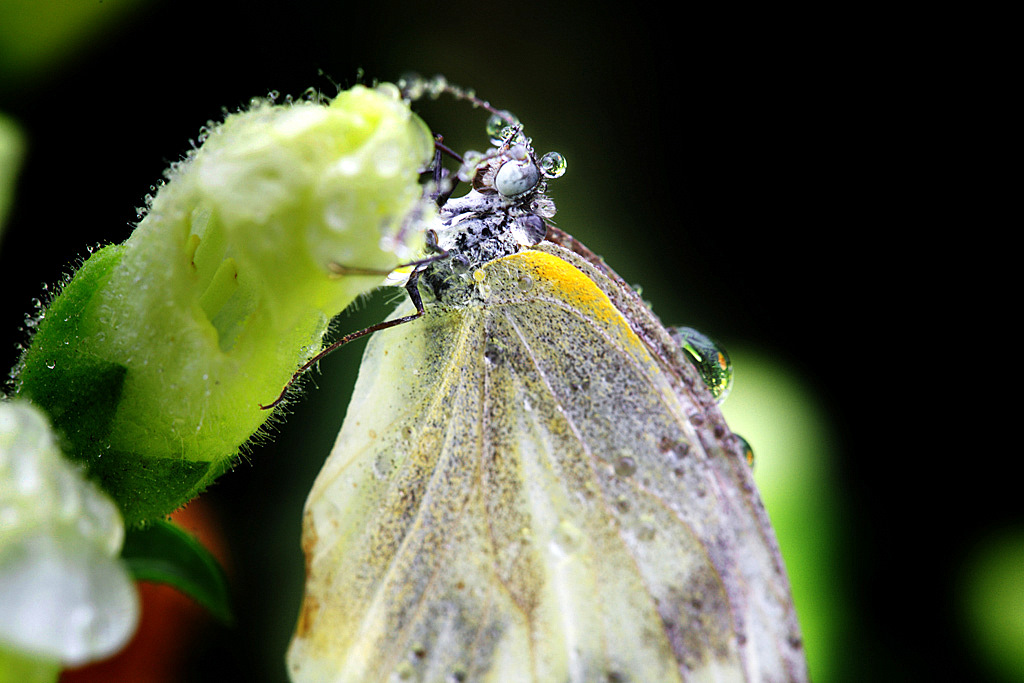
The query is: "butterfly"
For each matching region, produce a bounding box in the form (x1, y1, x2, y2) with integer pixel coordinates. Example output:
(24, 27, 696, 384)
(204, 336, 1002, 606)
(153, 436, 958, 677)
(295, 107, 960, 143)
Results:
(285, 83, 808, 683)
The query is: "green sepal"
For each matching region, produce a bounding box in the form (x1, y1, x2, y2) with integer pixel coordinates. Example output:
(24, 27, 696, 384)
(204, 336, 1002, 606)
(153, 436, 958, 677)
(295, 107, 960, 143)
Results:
(12, 242, 229, 524)
(88, 455, 222, 527)
(122, 519, 233, 624)
(14, 244, 127, 456)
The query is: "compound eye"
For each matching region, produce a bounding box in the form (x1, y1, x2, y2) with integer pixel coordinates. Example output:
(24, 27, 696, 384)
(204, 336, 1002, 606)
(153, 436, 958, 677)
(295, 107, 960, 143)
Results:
(494, 159, 540, 198)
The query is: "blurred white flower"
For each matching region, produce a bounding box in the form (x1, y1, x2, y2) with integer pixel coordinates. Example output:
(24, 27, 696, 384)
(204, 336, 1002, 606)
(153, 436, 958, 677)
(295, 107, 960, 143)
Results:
(0, 401, 139, 666)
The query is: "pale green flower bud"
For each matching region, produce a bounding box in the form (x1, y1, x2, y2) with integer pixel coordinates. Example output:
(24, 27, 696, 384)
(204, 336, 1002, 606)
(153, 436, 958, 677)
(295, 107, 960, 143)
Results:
(11, 84, 435, 524)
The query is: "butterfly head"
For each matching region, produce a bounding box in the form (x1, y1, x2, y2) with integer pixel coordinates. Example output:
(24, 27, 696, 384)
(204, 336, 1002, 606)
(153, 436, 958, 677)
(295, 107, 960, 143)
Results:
(395, 76, 568, 297)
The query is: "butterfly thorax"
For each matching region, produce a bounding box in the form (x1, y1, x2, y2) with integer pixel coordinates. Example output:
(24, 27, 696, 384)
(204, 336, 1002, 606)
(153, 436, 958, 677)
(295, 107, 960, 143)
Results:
(420, 135, 561, 302)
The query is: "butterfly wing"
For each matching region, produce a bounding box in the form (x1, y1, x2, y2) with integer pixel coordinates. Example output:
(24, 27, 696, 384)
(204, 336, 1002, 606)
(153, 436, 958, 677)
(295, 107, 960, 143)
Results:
(288, 247, 806, 682)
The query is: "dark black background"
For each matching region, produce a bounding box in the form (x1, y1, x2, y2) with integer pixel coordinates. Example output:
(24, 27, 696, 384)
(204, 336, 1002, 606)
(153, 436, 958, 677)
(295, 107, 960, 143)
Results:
(0, 2, 1007, 682)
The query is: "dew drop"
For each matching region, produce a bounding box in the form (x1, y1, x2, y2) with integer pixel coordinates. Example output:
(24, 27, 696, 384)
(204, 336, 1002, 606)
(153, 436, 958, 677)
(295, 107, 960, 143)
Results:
(553, 519, 582, 554)
(670, 326, 733, 402)
(301, 86, 320, 102)
(659, 437, 690, 460)
(45, 360, 55, 370)
(539, 151, 567, 178)
(509, 144, 529, 161)
(614, 454, 637, 477)
(486, 110, 520, 143)
(457, 150, 485, 182)
(484, 344, 502, 366)
(570, 377, 591, 392)
(372, 82, 398, 102)
(637, 514, 657, 541)
(425, 74, 448, 99)
(735, 433, 755, 468)
(398, 73, 426, 100)
(517, 273, 534, 292)
(373, 452, 394, 479)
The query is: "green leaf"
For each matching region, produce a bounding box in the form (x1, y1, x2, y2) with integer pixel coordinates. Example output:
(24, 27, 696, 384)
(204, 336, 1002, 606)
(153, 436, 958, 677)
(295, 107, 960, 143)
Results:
(121, 519, 232, 624)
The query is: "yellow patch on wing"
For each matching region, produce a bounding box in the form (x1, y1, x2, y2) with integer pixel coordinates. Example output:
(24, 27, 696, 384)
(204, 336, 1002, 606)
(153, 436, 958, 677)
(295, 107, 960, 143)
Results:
(495, 250, 635, 333)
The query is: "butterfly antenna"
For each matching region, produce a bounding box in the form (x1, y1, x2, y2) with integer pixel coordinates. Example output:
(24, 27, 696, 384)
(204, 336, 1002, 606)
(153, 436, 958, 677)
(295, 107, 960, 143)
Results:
(433, 136, 463, 163)
(397, 73, 517, 125)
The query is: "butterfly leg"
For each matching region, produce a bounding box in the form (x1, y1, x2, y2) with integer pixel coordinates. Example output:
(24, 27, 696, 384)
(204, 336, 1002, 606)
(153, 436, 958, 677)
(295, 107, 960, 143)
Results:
(260, 270, 427, 410)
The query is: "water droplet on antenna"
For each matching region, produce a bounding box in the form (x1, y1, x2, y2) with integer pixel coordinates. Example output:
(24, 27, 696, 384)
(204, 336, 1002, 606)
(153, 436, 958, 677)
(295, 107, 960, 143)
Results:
(486, 111, 520, 144)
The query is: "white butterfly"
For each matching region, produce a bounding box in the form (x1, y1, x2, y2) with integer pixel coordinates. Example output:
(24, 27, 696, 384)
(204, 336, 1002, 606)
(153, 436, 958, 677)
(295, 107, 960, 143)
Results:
(287, 98, 807, 683)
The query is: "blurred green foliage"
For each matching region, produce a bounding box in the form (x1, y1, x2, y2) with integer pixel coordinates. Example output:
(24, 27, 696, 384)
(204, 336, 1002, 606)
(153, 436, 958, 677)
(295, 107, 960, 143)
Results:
(960, 530, 1024, 682)
(0, 114, 23, 234)
(722, 348, 845, 682)
(0, 0, 145, 92)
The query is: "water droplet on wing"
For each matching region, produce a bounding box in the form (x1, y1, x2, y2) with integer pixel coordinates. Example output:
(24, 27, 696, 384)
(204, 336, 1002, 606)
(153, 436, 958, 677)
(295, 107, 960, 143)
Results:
(670, 326, 733, 402)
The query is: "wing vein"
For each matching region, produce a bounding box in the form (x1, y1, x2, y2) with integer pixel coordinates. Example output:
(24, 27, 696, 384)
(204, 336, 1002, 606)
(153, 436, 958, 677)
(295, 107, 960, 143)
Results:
(499, 297, 744, 680)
